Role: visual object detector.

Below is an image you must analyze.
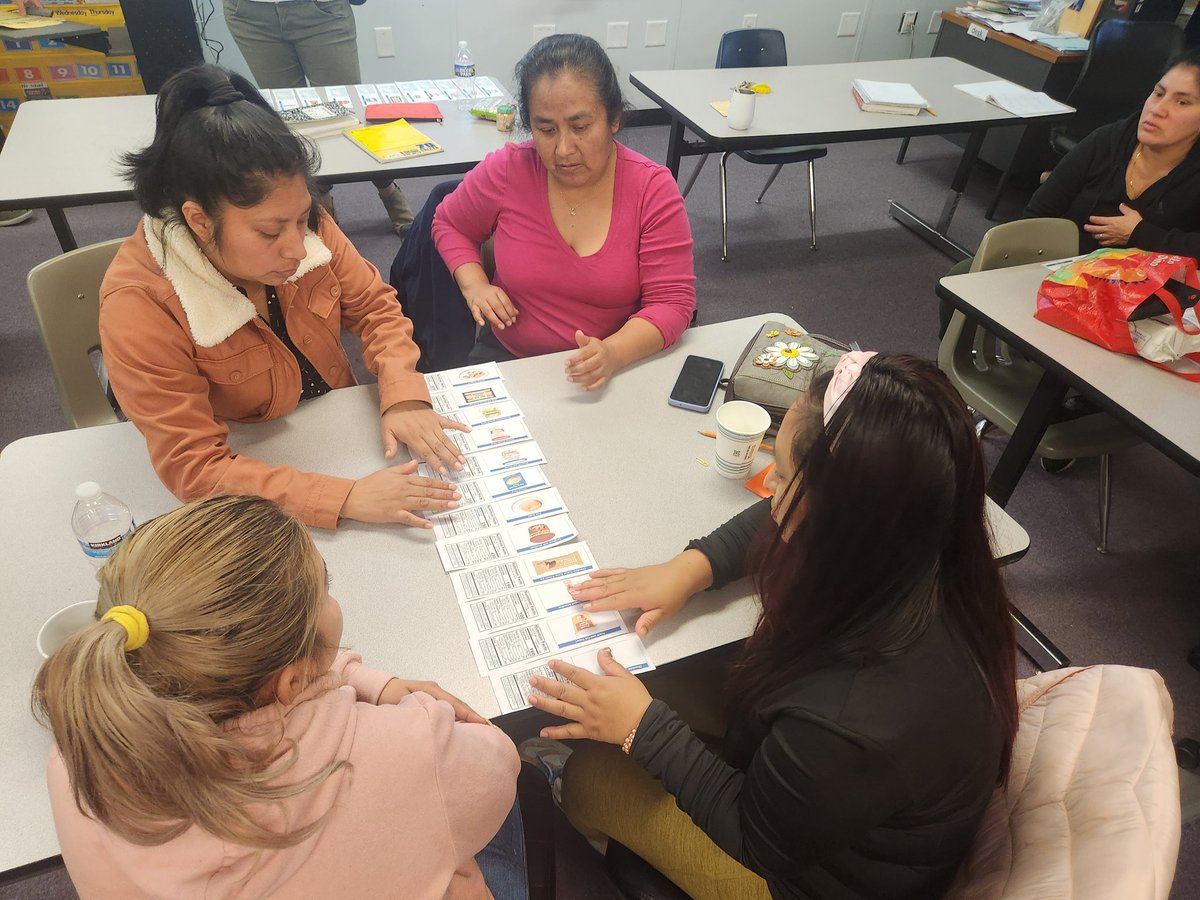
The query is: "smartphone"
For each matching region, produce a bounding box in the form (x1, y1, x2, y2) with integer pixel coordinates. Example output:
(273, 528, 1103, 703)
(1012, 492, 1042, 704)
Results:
(668, 355, 725, 413)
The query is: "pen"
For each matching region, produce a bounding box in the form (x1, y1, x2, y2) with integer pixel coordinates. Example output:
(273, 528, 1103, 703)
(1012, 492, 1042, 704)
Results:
(925, 106, 937, 117)
(698, 431, 774, 454)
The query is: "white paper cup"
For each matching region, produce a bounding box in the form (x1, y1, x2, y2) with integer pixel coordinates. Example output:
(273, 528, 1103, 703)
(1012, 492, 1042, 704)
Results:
(714, 401, 772, 478)
(728, 89, 756, 131)
(36, 601, 97, 659)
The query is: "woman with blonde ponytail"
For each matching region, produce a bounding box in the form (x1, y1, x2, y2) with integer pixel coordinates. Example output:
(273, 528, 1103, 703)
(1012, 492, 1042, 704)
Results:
(33, 495, 525, 899)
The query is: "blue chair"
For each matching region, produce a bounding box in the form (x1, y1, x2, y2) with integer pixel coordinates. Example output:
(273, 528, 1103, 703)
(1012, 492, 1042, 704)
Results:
(680, 28, 828, 261)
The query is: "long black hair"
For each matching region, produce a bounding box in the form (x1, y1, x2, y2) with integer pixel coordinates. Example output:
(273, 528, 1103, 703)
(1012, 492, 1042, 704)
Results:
(730, 354, 1019, 782)
(122, 64, 319, 230)
(513, 33, 625, 131)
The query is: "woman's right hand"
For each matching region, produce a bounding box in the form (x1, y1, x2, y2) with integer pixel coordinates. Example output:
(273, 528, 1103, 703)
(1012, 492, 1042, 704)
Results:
(341, 460, 461, 527)
(463, 282, 519, 331)
(567, 551, 714, 637)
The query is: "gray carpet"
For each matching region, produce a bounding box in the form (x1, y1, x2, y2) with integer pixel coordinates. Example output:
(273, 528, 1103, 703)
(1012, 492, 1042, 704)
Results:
(1, 123, 1197, 899)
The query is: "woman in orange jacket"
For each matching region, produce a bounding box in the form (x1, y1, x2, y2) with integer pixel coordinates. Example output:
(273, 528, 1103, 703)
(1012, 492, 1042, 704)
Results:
(100, 64, 466, 529)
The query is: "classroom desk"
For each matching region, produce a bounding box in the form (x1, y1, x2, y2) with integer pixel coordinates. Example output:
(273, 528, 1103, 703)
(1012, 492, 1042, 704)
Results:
(630, 56, 1074, 260)
(0, 16, 109, 53)
(0, 90, 513, 252)
(0, 314, 1028, 877)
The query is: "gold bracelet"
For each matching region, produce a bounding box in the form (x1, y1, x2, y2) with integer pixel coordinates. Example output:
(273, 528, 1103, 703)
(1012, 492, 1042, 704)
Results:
(621, 725, 637, 755)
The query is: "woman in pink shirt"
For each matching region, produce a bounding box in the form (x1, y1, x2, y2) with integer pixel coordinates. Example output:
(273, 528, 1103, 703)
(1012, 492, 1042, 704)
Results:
(433, 34, 696, 391)
(33, 495, 524, 899)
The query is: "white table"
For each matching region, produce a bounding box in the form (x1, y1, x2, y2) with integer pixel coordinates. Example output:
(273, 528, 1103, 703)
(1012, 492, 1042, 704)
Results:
(630, 57, 1074, 260)
(0, 91, 513, 251)
(0, 314, 1028, 875)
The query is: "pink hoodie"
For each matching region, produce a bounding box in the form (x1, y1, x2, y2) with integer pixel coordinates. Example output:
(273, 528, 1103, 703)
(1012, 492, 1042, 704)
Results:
(48, 652, 519, 899)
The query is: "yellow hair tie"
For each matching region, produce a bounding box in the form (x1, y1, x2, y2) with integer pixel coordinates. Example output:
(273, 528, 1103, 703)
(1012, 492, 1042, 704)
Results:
(102, 605, 149, 652)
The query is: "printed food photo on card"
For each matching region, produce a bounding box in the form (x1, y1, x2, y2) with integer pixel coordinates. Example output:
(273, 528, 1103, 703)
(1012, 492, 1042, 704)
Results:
(462, 581, 586, 637)
(472, 441, 548, 473)
(499, 487, 567, 524)
(423, 362, 503, 393)
(449, 418, 531, 453)
(469, 608, 625, 674)
(436, 514, 579, 571)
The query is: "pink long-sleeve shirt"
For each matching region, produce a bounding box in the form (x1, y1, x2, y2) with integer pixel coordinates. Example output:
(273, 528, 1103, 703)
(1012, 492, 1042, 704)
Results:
(433, 140, 696, 358)
(48, 652, 519, 900)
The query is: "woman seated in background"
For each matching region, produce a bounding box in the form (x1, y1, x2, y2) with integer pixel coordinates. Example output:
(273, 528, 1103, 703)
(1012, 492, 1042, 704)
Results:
(527, 354, 1018, 900)
(1026, 47, 1200, 256)
(939, 48, 1200, 338)
(34, 495, 524, 899)
(102, 64, 466, 530)
(432, 33, 696, 391)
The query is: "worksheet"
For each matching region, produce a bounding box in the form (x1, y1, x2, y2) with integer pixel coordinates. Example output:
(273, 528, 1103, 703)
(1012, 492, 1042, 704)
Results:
(397, 80, 430, 102)
(354, 83, 382, 105)
(375, 82, 405, 103)
(448, 417, 532, 453)
(272, 88, 300, 111)
(424, 362, 503, 392)
(430, 381, 512, 410)
(470, 441, 548, 473)
(443, 399, 525, 428)
(436, 514, 579, 571)
(469, 606, 626, 674)
(450, 542, 598, 604)
(491, 633, 655, 714)
(295, 87, 322, 107)
(325, 85, 354, 109)
(461, 580, 583, 636)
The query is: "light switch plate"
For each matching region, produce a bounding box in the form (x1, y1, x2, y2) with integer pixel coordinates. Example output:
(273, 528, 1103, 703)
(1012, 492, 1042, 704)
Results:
(374, 26, 395, 58)
(837, 11, 860, 37)
(533, 23, 555, 40)
(645, 19, 668, 47)
(606, 21, 629, 49)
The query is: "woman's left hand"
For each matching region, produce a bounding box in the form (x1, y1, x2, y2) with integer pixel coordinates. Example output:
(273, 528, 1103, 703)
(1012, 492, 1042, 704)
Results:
(565, 330, 619, 391)
(1084, 203, 1143, 247)
(528, 649, 653, 744)
(381, 400, 470, 475)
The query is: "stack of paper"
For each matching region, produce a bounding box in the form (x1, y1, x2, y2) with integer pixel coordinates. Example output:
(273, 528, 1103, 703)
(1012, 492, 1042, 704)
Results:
(955, 81, 1071, 117)
(851, 79, 929, 116)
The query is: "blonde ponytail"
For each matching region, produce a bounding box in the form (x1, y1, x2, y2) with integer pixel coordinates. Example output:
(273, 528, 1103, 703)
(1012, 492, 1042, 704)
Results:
(32, 495, 341, 849)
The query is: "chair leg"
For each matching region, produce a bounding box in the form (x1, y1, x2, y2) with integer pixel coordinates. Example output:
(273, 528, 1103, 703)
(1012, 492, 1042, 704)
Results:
(806, 159, 818, 251)
(755, 164, 783, 204)
(896, 137, 911, 164)
(680, 154, 708, 199)
(719, 151, 731, 262)
(1097, 453, 1112, 554)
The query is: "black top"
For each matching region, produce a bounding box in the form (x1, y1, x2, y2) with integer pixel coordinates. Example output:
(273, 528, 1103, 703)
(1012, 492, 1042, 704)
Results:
(635, 503, 1001, 900)
(262, 285, 332, 402)
(1024, 112, 1200, 257)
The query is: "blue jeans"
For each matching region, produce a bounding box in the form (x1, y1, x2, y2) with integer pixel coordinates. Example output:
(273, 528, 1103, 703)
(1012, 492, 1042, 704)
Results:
(475, 799, 528, 900)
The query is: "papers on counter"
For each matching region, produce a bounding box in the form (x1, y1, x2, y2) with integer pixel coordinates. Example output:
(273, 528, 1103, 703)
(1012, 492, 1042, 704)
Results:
(954, 81, 1072, 117)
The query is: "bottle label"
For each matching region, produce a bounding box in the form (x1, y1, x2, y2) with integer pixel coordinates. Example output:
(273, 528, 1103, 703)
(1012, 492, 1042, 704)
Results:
(78, 523, 135, 560)
(454, 63, 475, 78)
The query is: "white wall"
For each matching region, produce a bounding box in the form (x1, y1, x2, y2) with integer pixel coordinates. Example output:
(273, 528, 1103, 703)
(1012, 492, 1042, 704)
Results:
(197, 1, 950, 108)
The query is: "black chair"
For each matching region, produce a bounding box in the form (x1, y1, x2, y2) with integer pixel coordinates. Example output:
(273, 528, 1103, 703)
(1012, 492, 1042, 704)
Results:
(680, 28, 828, 261)
(1049, 19, 1184, 158)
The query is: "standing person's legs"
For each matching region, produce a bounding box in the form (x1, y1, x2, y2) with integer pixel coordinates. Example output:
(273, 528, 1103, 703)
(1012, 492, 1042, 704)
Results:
(474, 799, 529, 900)
(222, 0, 306, 89)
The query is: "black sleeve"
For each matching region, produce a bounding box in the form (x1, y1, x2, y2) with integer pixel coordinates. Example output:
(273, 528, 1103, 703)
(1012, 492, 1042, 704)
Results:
(1023, 129, 1105, 221)
(685, 498, 771, 590)
(1128, 219, 1200, 259)
(631, 700, 912, 879)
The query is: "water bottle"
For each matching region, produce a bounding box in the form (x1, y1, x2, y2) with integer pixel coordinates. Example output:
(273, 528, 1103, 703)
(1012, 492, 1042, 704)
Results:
(72, 482, 134, 568)
(454, 40, 476, 110)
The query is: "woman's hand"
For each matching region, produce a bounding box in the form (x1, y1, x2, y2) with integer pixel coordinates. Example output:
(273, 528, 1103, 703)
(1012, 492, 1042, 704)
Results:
(565, 330, 619, 391)
(13, 0, 44, 14)
(1085, 203, 1143, 247)
(528, 649, 653, 744)
(379, 677, 491, 724)
(342, 460, 461, 527)
(463, 282, 519, 331)
(567, 551, 713, 637)
(381, 400, 469, 475)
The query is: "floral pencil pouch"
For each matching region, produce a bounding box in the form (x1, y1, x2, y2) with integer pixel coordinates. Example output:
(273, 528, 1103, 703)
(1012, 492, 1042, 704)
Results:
(722, 322, 849, 432)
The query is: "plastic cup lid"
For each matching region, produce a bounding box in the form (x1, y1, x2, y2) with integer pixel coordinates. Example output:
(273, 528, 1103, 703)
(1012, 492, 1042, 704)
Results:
(75, 482, 101, 500)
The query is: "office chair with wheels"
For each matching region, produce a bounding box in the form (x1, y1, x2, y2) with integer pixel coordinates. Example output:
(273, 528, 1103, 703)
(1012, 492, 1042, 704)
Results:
(680, 28, 828, 261)
(939, 219, 1140, 553)
(27, 238, 125, 429)
(1049, 19, 1184, 158)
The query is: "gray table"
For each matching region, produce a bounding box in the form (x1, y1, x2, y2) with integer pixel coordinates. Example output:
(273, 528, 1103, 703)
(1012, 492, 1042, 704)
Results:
(0, 89, 513, 251)
(630, 57, 1074, 260)
(0, 314, 1028, 876)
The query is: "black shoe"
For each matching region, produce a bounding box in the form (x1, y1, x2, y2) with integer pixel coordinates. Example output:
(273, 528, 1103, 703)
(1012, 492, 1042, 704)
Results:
(1040, 456, 1076, 474)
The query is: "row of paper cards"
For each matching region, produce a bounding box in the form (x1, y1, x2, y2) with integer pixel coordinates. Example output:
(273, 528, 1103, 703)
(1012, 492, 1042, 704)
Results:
(260, 77, 505, 112)
(419, 362, 655, 714)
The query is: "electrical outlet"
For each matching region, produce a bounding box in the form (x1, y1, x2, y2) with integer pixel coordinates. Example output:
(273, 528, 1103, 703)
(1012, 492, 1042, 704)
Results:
(742, 13, 758, 28)
(533, 23, 555, 40)
(606, 21, 629, 49)
(374, 26, 395, 58)
(645, 19, 668, 47)
(837, 12, 860, 37)
(928, 10, 943, 33)
(899, 11, 917, 34)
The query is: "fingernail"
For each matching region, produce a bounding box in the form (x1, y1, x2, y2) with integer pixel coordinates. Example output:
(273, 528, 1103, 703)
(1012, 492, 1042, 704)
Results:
(447, 501, 459, 509)
(582, 603, 593, 611)
(602, 648, 613, 658)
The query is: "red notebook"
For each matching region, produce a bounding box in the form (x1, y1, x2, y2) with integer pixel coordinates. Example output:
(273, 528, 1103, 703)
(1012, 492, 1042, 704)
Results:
(364, 102, 443, 124)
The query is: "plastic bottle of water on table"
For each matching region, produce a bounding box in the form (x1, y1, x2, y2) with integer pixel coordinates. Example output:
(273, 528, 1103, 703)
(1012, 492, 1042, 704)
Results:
(454, 40, 476, 110)
(72, 482, 134, 567)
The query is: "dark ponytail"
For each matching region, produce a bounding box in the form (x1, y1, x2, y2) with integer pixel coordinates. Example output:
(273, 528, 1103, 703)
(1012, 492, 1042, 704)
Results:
(122, 64, 319, 228)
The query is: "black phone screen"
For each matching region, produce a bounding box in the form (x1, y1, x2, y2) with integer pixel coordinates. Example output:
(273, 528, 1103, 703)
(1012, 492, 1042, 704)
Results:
(669, 355, 725, 410)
